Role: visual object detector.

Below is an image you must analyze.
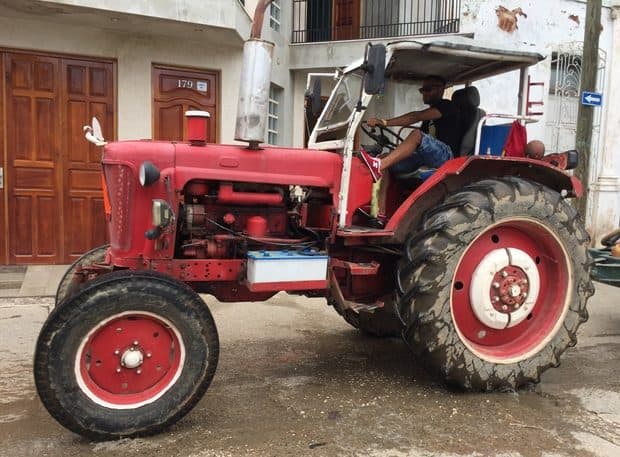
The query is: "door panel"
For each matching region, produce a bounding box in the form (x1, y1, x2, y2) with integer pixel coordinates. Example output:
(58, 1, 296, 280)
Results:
(61, 58, 114, 262)
(3, 51, 114, 264)
(5, 53, 62, 264)
(153, 65, 218, 142)
(333, 0, 359, 40)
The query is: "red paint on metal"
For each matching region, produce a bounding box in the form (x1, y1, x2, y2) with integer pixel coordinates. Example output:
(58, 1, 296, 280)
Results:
(386, 157, 468, 231)
(451, 220, 569, 360)
(187, 115, 208, 145)
(148, 259, 245, 282)
(386, 156, 581, 232)
(330, 258, 380, 275)
(246, 216, 268, 237)
(78, 313, 182, 406)
(222, 213, 236, 225)
(185, 182, 209, 196)
(246, 279, 328, 292)
(217, 183, 283, 206)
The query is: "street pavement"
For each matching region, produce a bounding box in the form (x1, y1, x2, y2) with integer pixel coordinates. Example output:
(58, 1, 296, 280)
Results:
(0, 278, 618, 457)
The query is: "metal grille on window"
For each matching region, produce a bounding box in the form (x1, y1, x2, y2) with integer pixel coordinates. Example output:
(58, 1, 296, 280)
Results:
(270, 0, 281, 32)
(268, 85, 281, 145)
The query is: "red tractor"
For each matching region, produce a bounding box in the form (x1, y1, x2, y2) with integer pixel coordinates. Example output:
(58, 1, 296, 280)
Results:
(34, 36, 593, 440)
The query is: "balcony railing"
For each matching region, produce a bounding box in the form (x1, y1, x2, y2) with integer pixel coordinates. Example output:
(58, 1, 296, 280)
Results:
(292, 0, 461, 44)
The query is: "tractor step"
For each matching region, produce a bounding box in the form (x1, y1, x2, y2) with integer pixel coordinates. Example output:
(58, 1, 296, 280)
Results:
(349, 300, 384, 313)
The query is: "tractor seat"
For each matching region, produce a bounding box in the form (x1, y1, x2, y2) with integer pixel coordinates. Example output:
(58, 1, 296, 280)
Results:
(452, 86, 486, 156)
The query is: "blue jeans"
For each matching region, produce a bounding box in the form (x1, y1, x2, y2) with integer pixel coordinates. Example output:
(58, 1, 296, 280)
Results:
(390, 132, 453, 174)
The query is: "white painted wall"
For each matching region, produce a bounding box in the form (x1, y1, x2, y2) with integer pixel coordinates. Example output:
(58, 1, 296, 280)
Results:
(0, 13, 245, 141)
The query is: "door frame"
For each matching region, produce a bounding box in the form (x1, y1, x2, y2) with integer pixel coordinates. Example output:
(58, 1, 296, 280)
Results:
(1, 54, 6, 264)
(1, 47, 117, 264)
(151, 63, 221, 143)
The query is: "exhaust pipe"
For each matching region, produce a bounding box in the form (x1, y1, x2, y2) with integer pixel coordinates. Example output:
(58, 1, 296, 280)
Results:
(235, 0, 275, 149)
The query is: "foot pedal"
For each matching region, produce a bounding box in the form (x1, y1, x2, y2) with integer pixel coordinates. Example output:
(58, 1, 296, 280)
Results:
(350, 301, 384, 313)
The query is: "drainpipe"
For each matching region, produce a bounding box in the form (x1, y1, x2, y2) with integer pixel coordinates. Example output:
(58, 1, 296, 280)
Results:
(235, 0, 275, 149)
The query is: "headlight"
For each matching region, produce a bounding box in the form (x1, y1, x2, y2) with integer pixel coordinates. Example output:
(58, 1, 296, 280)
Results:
(152, 199, 172, 227)
(139, 161, 160, 186)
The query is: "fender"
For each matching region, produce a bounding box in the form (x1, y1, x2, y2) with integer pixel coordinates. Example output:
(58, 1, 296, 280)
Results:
(385, 155, 582, 242)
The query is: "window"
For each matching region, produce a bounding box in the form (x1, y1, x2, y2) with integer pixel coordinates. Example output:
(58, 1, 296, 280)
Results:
(270, 0, 281, 32)
(268, 84, 282, 145)
(549, 51, 582, 97)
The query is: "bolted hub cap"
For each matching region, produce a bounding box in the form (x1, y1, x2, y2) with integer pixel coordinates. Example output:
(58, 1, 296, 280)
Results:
(120, 347, 144, 369)
(469, 248, 540, 329)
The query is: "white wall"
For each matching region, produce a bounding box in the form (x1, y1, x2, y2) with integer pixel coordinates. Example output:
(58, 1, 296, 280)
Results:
(0, 14, 250, 143)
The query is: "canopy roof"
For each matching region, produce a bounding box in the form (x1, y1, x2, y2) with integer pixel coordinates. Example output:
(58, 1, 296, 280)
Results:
(384, 36, 545, 85)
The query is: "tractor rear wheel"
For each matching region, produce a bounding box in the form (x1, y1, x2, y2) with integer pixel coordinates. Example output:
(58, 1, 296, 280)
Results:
(397, 177, 593, 390)
(55, 244, 110, 306)
(35, 270, 219, 440)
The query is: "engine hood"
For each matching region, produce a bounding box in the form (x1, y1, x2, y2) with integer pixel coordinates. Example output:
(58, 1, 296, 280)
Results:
(103, 141, 343, 190)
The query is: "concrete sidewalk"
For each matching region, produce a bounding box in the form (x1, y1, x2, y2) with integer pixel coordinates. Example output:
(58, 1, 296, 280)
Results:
(0, 265, 69, 298)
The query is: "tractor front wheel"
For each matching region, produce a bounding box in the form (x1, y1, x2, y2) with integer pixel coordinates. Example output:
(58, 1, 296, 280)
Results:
(397, 177, 593, 390)
(35, 271, 219, 440)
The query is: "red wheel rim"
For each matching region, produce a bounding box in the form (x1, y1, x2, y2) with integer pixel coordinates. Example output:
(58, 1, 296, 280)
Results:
(451, 218, 571, 363)
(75, 311, 185, 409)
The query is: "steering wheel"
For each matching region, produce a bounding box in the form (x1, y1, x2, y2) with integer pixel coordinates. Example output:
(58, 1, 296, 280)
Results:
(361, 121, 405, 150)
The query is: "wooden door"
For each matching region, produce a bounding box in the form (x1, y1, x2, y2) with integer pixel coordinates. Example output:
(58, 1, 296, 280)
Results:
(3, 52, 114, 264)
(333, 0, 360, 40)
(5, 53, 62, 264)
(153, 65, 218, 142)
(61, 58, 114, 262)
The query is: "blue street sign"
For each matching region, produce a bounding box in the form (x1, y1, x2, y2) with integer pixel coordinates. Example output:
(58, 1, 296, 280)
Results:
(581, 91, 603, 107)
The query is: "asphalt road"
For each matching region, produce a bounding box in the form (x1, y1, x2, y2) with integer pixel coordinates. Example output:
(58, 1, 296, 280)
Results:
(1, 282, 619, 457)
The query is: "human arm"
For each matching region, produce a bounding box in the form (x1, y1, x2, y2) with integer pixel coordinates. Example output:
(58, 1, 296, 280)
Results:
(367, 106, 442, 128)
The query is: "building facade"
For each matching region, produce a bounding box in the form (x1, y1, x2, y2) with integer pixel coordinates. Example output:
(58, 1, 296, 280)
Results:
(0, 0, 618, 264)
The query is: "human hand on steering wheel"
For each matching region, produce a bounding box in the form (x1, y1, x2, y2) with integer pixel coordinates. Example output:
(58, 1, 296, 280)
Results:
(361, 120, 405, 150)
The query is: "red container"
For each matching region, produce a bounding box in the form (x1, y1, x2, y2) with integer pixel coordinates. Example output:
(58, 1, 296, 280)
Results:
(185, 110, 210, 145)
(246, 216, 268, 237)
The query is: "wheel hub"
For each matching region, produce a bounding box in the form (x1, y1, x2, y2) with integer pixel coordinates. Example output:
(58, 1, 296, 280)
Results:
(469, 248, 540, 330)
(120, 346, 144, 369)
(490, 265, 530, 312)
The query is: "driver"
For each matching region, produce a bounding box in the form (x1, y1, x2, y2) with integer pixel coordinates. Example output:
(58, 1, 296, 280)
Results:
(360, 75, 459, 181)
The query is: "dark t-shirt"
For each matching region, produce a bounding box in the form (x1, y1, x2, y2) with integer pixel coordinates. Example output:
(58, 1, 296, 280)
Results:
(421, 99, 460, 153)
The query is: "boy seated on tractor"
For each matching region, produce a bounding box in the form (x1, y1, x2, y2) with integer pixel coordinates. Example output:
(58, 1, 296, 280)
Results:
(359, 75, 460, 226)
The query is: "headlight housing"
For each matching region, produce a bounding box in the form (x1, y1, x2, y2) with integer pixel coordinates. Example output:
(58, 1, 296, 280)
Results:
(139, 161, 160, 186)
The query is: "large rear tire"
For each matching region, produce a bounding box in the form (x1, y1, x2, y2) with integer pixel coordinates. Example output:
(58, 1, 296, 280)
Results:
(55, 244, 110, 306)
(35, 270, 219, 440)
(397, 177, 593, 390)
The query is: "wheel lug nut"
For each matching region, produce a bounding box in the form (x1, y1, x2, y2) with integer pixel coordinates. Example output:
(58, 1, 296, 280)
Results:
(114, 349, 120, 355)
(136, 369, 142, 375)
(502, 305, 508, 311)
(133, 340, 139, 346)
(146, 353, 152, 358)
(116, 367, 121, 373)
(493, 296, 500, 302)
(492, 282, 500, 289)
(501, 271, 508, 278)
